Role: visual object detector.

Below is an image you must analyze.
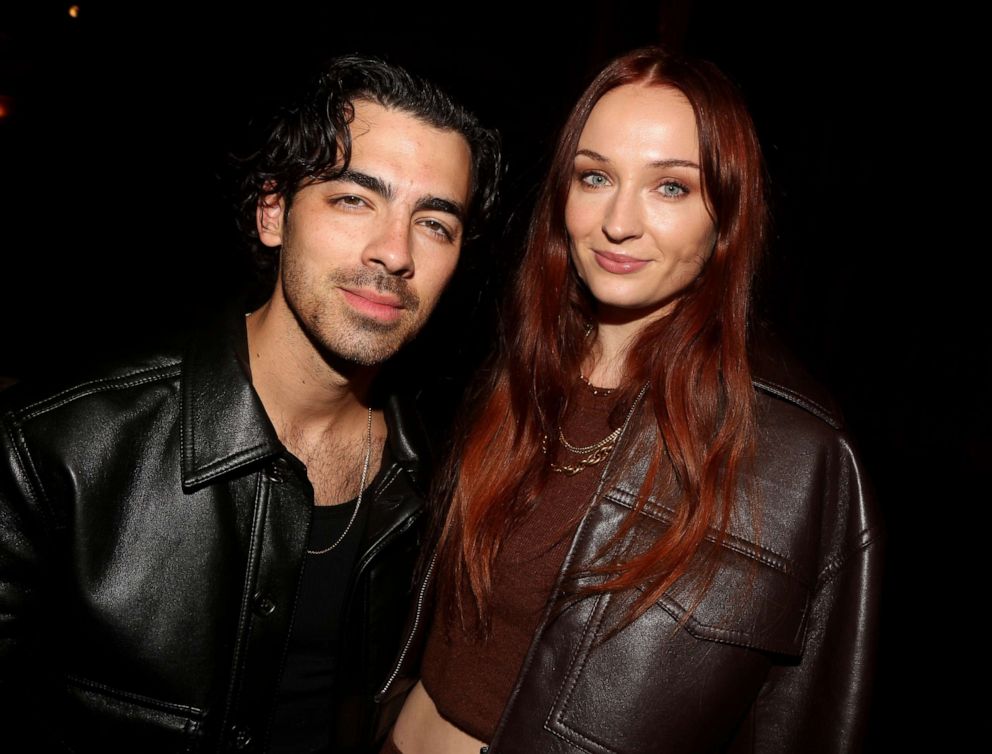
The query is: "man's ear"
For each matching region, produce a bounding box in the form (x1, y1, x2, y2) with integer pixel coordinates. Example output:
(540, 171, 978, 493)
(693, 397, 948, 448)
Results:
(256, 193, 286, 248)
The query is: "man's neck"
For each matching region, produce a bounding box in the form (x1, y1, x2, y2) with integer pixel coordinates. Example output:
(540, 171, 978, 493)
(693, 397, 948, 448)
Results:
(244, 298, 380, 441)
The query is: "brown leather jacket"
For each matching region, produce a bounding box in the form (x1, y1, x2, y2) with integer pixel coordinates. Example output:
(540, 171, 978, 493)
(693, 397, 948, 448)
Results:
(378, 342, 883, 753)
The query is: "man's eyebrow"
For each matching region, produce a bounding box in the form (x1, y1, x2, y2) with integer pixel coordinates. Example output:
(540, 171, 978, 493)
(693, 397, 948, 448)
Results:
(414, 196, 465, 223)
(575, 148, 700, 170)
(335, 169, 393, 199)
(331, 171, 463, 222)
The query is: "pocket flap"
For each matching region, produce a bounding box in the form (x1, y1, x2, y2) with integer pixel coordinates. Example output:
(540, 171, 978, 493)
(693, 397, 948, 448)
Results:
(650, 541, 810, 656)
(602, 488, 811, 657)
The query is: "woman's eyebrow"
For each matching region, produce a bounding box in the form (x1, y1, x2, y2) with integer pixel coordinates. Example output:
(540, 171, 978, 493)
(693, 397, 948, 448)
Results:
(649, 158, 700, 169)
(575, 149, 700, 170)
(575, 148, 610, 163)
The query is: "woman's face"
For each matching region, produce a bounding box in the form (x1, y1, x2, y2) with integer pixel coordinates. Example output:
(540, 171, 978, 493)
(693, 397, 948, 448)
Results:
(565, 84, 717, 323)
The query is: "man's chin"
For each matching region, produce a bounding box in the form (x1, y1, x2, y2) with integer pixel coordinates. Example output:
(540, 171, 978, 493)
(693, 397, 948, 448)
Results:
(317, 330, 411, 369)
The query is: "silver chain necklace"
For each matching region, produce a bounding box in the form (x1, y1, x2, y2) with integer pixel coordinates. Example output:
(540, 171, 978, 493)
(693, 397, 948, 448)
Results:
(306, 406, 374, 556)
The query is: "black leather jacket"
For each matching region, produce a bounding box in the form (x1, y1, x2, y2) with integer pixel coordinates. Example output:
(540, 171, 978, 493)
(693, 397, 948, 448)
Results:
(380, 343, 883, 753)
(0, 314, 429, 752)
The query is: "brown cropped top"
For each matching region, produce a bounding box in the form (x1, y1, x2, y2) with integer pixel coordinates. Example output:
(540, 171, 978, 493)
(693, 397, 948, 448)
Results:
(420, 384, 620, 741)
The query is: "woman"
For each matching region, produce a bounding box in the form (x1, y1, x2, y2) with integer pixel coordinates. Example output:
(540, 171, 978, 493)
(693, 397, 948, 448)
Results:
(380, 47, 881, 753)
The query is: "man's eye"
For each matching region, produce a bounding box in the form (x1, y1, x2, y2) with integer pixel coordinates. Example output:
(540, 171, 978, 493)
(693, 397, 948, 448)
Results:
(334, 195, 367, 208)
(419, 218, 454, 242)
(580, 172, 609, 188)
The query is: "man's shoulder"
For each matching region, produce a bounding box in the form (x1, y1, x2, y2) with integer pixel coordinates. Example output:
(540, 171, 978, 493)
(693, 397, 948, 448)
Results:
(1, 305, 253, 428)
(0, 339, 185, 430)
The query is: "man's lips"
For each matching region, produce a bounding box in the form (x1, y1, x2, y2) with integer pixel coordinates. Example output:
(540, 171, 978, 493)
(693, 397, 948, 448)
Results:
(340, 287, 405, 322)
(593, 250, 650, 274)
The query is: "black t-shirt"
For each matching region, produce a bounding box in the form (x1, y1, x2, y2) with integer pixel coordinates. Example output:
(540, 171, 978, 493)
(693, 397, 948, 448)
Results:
(267, 445, 392, 753)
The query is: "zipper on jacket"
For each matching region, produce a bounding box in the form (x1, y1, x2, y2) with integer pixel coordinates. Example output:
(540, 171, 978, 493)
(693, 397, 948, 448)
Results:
(377, 550, 438, 698)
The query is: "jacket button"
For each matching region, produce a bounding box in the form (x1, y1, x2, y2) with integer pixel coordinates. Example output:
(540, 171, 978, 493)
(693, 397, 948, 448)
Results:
(252, 593, 276, 616)
(266, 457, 290, 483)
(231, 726, 252, 749)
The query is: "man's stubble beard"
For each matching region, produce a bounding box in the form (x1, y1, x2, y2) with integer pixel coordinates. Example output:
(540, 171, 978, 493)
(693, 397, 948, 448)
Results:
(282, 260, 424, 368)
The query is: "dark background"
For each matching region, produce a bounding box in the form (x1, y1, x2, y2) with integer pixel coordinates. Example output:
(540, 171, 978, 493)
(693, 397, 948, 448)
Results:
(0, 2, 980, 749)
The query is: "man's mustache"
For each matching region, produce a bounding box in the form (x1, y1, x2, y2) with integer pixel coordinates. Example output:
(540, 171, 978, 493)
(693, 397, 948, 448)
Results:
(330, 269, 421, 310)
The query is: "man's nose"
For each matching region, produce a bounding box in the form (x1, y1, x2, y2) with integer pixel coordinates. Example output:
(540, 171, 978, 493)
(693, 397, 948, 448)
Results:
(362, 215, 415, 277)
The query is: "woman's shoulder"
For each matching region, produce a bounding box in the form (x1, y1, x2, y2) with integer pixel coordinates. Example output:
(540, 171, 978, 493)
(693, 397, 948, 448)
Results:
(744, 324, 880, 588)
(748, 324, 845, 433)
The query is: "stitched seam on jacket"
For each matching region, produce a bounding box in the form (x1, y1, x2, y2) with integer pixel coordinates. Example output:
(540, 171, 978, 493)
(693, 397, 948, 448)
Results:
(188, 446, 275, 481)
(220, 470, 266, 732)
(555, 712, 620, 752)
(373, 464, 402, 498)
(549, 594, 623, 754)
(814, 525, 883, 591)
(359, 504, 421, 574)
(355, 502, 420, 577)
(752, 377, 840, 429)
(547, 594, 603, 722)
(605, 490, 802, 580)
(491, 391, 647, 749)
(16, 365, 181, 422)
(268, 519, 311, 754)
(5, 420, 57, 529)
(648, 596, 803, 655)
(353, 465, 413, 572)
(66, 674, 205, 717)
(542, 722, 600, 754)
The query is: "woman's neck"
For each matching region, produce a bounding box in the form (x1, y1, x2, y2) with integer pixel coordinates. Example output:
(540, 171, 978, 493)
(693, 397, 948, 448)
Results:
(583, 304, 673, 388)
(582, 321, 640, 388)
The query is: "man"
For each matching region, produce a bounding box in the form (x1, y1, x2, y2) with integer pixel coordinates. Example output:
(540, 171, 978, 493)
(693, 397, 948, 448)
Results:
(0, 55, 500, 752)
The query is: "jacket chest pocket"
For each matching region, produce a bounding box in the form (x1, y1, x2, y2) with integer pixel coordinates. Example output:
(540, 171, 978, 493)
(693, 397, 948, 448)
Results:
(538, 536, 810, 754)
(58, 676, 207, 753)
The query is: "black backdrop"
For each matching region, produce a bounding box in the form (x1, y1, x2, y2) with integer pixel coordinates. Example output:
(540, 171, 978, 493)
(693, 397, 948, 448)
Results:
(0, 2, 980, 749)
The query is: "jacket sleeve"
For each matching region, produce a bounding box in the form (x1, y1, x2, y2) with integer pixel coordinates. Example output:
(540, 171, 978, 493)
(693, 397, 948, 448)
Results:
(734, 440, 884, 754)
(0, 409, 55, 736)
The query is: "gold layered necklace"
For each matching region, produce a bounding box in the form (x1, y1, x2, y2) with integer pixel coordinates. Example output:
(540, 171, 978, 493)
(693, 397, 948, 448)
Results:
(547, 428, 622, 476)
(543, 377, 641, 476)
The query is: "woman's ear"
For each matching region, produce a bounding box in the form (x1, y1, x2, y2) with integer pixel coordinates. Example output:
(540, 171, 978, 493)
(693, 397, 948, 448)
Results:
(256, 193, 286, 248)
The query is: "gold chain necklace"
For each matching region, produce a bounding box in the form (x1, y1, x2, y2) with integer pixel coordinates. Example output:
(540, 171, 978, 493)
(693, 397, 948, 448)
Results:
(544, 385, 644, 476)
(578, 372, 615, 397)
(558, 424, 622, 455)
(306, 407, 374, 556)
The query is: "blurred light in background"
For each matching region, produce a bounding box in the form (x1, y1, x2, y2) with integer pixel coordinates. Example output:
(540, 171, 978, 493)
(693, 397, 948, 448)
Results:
(69, 5, 81, 19)
(0, 95, 13, 120)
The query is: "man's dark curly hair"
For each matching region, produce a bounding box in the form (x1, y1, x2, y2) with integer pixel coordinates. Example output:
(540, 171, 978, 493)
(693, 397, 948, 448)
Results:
(234, 54, 501, 286)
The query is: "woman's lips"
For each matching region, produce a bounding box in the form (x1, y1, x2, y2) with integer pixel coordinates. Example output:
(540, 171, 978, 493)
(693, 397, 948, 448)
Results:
(593, 250, 649, 274)
(340, 287, 405, 323)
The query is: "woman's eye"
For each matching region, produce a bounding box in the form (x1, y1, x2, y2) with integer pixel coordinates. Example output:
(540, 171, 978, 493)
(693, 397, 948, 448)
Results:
(580, 172, 609, 188)
(659, 181, 688, 198)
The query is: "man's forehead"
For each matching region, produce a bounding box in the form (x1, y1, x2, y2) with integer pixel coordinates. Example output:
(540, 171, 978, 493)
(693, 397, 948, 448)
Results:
(345, 100, 472, 204)
(348, 100, 469, 157)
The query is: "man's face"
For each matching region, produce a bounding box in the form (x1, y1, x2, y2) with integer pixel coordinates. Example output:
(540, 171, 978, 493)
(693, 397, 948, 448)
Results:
(257, 100, 472, 366)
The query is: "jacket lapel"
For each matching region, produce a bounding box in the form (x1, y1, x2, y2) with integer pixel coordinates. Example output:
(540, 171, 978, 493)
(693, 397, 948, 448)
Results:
(180, 312, 282, 490)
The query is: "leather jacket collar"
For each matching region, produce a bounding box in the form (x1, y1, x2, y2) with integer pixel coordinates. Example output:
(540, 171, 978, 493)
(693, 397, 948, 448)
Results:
(178, 310, 431, 495)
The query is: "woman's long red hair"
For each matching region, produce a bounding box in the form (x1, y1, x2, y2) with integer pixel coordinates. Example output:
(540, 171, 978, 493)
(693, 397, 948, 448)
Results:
(436, 47, 768, 628)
